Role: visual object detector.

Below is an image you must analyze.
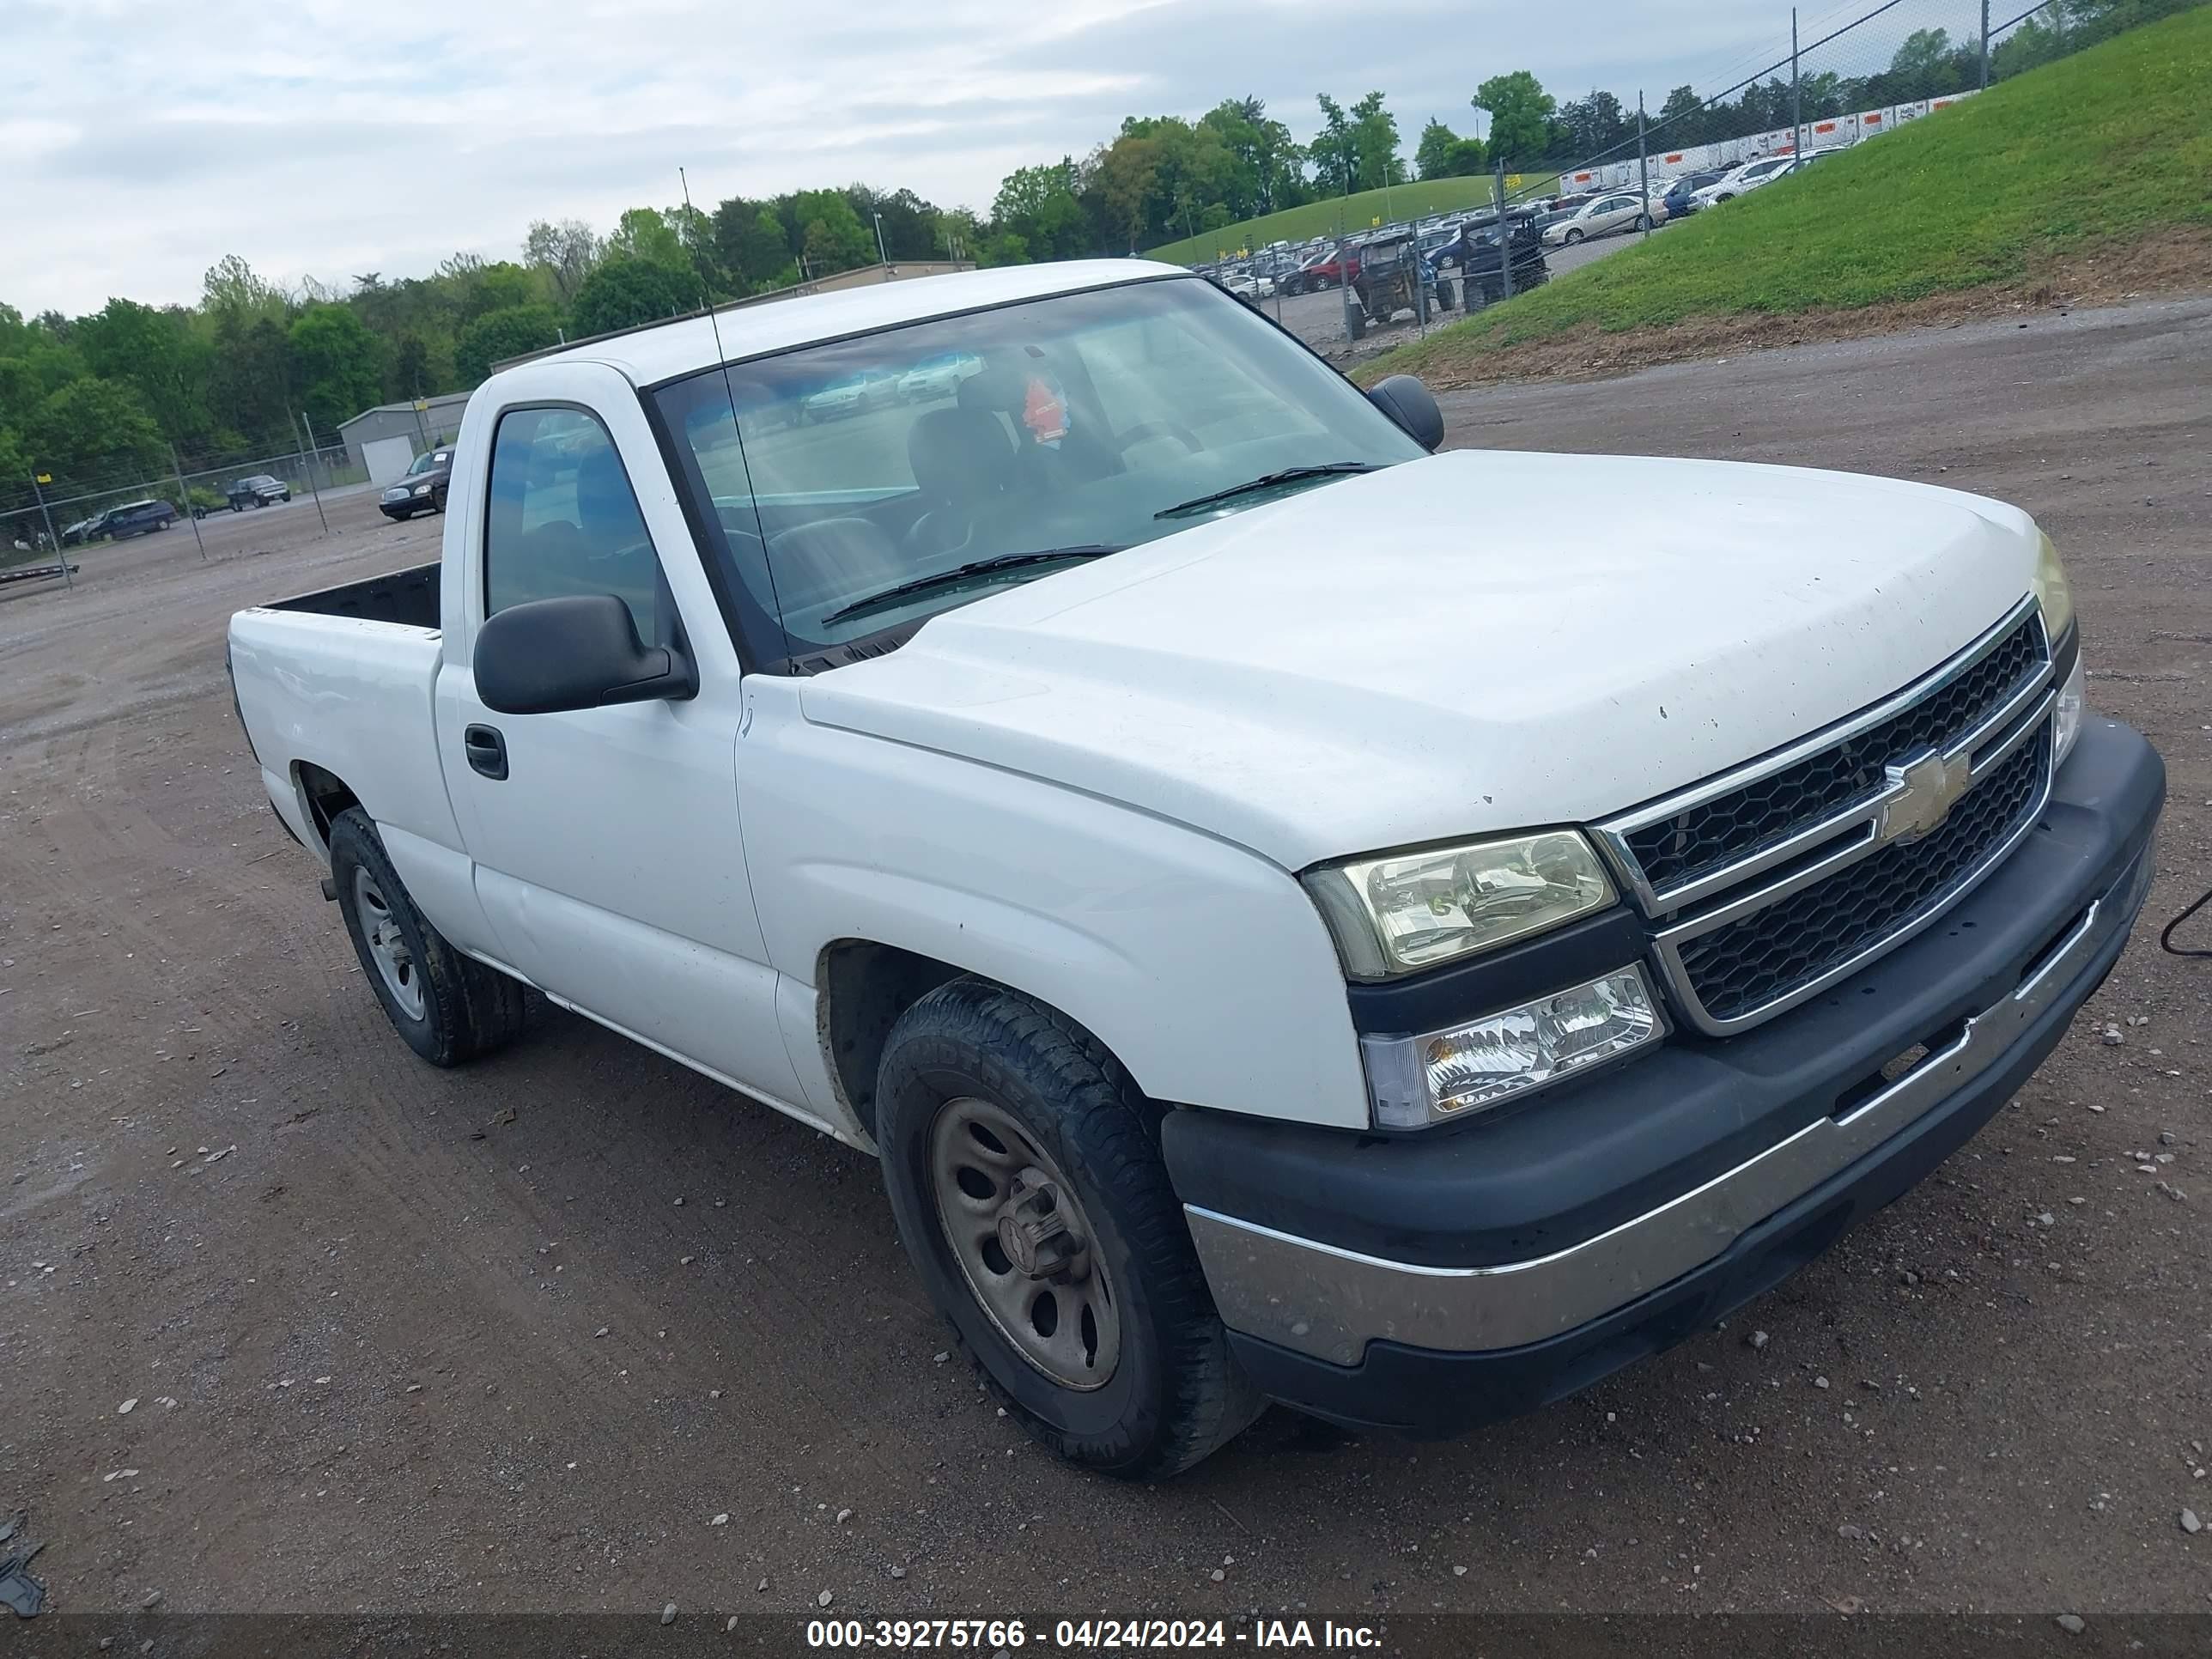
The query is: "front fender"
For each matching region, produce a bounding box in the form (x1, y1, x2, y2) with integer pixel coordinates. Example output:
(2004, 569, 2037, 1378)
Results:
(740, 681, 1370, 1131)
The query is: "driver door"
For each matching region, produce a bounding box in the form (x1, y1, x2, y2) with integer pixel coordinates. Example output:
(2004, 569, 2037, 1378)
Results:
(438, 367, 808, 1113)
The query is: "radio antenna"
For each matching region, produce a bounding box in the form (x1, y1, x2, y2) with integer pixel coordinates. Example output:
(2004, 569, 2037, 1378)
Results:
(678, 166, 790, 661)
(680, 167, 737, 376)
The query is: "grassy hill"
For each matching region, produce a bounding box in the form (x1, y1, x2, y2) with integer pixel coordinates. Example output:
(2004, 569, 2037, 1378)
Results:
(1146, 173, 1558, 266)
(1368, 5, 2212, 383)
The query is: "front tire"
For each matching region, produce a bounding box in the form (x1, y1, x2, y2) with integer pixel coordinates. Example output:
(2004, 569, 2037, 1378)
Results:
(1564, 227, 1585, 245)
(876, 980, 1262, 1480)
(328, 807, 524, 1066)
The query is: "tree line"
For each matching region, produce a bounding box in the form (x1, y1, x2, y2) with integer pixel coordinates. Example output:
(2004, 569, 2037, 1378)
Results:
(0, 0, 2176, 505)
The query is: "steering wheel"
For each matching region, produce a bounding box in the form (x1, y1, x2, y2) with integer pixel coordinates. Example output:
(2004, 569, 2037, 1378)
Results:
(1115, 421, 1205, 456)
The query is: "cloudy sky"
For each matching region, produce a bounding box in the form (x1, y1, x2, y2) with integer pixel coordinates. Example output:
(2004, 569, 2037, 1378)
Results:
(1, 0, 1968, 316)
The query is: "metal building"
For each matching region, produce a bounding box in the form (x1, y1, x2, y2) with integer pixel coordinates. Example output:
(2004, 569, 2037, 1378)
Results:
(337, 392, 474, 484)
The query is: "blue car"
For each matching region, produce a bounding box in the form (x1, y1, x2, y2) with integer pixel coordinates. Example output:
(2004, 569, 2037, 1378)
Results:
(1662, 169, 1729, 220)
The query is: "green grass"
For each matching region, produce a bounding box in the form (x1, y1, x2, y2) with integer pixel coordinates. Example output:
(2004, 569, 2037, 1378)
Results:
(1369, 7, 2212, 380)
(1146, 173, 1559, 266)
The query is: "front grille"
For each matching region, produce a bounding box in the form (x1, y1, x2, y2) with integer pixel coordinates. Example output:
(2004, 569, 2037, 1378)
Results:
(1624, 615, 2045, 896)
(1674, 732, 2048, 1024)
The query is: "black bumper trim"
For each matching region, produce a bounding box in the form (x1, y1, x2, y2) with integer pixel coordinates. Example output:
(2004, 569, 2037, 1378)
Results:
(1224, 829, 2148, 1436)
(1163, 717, 2163, 1271)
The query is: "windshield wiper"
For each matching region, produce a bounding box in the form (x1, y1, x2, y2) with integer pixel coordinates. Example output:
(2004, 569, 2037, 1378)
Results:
(1153, 462, 1380, 520)
(818, 546, 1123, 627)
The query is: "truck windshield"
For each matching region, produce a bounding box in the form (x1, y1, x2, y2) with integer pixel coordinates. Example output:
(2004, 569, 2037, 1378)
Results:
(654, 275, 1425, 654)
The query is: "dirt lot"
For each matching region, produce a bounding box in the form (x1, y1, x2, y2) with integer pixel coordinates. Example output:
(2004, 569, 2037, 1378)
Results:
(2, 298, 2208, 1637)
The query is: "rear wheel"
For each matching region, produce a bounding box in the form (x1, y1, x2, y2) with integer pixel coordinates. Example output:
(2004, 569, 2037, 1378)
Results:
(876, 980, 1262, 1479)
(328, 807, 524, 1066)
(1634, 213, 1654, 231)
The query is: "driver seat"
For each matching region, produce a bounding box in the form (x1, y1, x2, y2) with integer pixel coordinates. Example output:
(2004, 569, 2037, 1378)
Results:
(904, 407, 1014, 556)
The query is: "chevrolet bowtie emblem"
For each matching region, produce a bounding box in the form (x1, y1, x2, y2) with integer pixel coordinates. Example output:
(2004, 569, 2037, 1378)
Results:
(1880, 750, 1973, 845)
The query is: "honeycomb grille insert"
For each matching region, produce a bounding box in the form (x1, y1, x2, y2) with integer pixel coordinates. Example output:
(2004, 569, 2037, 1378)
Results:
(1626, 617, 2045, 897)
(1674, 733, 2048, 1025)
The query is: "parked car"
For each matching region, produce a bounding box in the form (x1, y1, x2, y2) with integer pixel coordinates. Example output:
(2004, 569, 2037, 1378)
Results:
(1431, 221, 1551, 306)
(898, 351, 984, 402)
(1662, 168, 1732, 219)
(379, 447, 453, 520)
(802, 369, 900, 422)
(228, 258, 2154, 1481)
(1692, 154, 1799, 208)
(228, 474, 292, 510)
(1542, 191, 1667, 246)
(1219, 270, 1275, 304)
(103, 499, 177, 539)
(1285, 247, 1358, 295)
(59, 515, 102, 547)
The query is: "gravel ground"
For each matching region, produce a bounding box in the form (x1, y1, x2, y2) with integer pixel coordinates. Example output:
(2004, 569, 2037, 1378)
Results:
(1, 297, 2207, 1628)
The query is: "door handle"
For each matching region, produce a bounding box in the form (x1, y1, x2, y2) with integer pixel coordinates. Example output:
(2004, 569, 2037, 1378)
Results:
(464, 723, 508, 781)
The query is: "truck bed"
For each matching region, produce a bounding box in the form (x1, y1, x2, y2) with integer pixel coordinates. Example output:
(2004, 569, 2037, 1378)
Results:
(267, 561, 440, 629)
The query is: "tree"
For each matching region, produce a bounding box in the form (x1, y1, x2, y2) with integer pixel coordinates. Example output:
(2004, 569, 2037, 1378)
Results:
(1655, 84, 1707, 149)
(1312, 94, 1358, 195)
(1473, 70, 1555, 167)
(713, 199, 797, 291)
(523, 218, 605, 303)
(27, 377, 167, 489)
(288, 304, 385, 436)
(390, 333, 434, 401)
(454, 304, 563, 385)
(992, 161, 1088, 260)
(1343, 92, 1406, 191)
(1889, 27, 1958, 98)
(202, 253, 286, 319)
(1557, 88, 1630, 160)
(75, 298, 215, 447)
(788, 190, 875, 275)
(608, 209, 686, 269)
(1414, 118, 1457, 180)
(569, 257, 696, 337)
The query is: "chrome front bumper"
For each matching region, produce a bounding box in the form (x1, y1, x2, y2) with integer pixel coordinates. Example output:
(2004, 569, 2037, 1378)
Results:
(1187, 849, 2145, 1370)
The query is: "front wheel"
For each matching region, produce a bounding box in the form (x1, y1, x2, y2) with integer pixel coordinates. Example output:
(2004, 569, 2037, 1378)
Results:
(876, 980, 1262, 1479)
(1563, 227, 1585, 245)
(329, 807, 525, 1066)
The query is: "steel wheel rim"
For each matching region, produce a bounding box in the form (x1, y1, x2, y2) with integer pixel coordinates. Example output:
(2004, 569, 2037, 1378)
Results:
(927, 1096, 1121, 1391)
(353, 866, 426, 1021)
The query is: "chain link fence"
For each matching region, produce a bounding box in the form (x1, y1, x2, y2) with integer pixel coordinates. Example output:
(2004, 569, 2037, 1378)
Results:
(1, 427, 360, 591)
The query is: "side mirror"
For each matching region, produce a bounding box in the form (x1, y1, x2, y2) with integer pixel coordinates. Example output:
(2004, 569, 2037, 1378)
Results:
(1367, 374, 1444, 452)
(473, 593, 697, 716)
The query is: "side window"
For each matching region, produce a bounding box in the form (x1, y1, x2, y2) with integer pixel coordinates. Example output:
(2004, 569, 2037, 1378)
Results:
(484, 407, 662, 643)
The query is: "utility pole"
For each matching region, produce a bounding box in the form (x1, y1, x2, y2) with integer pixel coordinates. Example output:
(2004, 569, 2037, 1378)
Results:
(1492, 161, 1513, 303)
(169, 442, 207, 561)
(1791, 8, 1803, 158)
(1638, 91, 1651, 237)
(290, 409, 331, 536)
(873, 211, 889, 265)
(1979, 0, 1992, 88)
(28, 473, 68, 586)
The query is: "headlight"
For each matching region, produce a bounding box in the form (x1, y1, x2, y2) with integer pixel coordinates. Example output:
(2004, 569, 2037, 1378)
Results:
(411, 482, 433, 496)
(381, 487, 404, 501)
(1360, 967, 1664, 1127)
(2031, 530, 2074, 640)
(2054, 649, 2086, 764)
(1304, 830, 1616, 981)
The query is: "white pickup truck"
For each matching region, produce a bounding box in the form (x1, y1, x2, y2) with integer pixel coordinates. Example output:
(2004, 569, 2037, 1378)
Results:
(228, 261, 2163, 1478)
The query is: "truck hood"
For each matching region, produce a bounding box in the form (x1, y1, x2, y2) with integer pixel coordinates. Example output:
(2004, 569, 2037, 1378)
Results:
(798, 449, 2042, 872)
